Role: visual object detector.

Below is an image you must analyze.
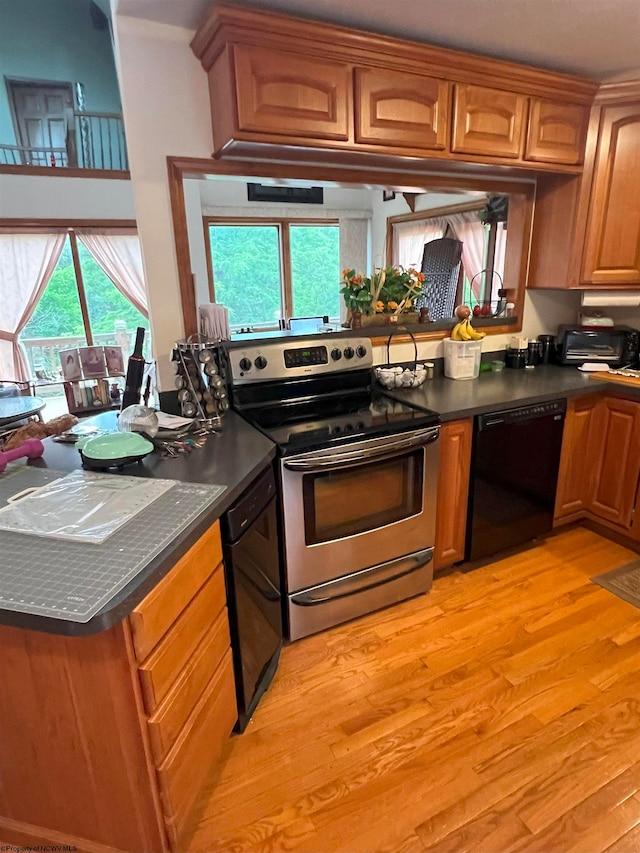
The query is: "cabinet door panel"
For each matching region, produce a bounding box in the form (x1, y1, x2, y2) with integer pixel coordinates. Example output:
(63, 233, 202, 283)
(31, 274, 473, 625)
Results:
(590, 397, 640, 527)
(137, 565, 227, 713)
(554, 395, 599, 520)
(146, 611, 231, 762)
(157, 650, 236, 851)
(129, 522, 222, 661)
(233, 44, 350, 141)
(434, 419, 472, 570)
(452, 84, 526, 158)
(525, 99, 589, 165)
(582, 104, 640, 284)
(355, 67, 449, 150)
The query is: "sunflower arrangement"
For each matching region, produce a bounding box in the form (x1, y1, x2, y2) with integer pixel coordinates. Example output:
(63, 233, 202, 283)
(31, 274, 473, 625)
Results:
(341, 265, 425, 315)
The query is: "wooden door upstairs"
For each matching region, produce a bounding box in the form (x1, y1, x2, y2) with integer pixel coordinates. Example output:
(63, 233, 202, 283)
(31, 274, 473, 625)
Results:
(7, 79, 77, 167)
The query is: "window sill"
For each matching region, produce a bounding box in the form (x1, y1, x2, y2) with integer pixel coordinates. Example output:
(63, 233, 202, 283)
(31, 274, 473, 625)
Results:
(365, 315, 519, 344)
(226, 316, 519, 345)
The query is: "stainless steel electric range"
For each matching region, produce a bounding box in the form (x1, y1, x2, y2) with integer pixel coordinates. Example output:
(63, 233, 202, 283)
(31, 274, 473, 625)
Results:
(224, 335, 440, 641)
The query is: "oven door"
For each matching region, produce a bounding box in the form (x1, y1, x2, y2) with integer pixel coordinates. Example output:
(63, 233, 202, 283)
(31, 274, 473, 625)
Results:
(280, 426, 439, 592)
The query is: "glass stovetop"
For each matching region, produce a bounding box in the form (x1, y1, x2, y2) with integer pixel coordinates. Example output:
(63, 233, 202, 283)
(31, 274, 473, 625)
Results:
(239, 389, 439, 455)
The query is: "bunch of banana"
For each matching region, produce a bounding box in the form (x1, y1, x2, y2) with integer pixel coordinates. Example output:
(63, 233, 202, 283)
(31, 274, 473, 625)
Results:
(451, 318, 485, 341)
(451, 305, 486, 341)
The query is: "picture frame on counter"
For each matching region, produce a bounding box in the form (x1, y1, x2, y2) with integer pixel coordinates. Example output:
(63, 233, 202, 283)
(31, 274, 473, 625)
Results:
(79, 346, 107, 378)
(59, 349, 82, 382)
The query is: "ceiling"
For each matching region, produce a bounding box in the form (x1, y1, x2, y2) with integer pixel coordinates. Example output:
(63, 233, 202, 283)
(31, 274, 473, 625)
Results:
(114, 0, 640, 82)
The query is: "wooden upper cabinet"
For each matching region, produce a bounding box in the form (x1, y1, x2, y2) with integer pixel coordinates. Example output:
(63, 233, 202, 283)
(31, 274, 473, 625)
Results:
(452, 84, 527, 158)
(232, 44, 351, 141)
(589, 396, 640, 528)
(354, 67, 449, 151)
(581, 101, 640, 285)
(192, 5, 597, 168)
(525, 98, 589, 165)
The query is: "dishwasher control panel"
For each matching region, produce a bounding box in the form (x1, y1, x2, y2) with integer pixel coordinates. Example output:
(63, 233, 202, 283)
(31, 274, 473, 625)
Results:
(477, 398, 566, 431)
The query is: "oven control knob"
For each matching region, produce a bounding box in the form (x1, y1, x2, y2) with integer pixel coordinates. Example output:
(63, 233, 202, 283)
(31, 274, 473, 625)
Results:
(239, 357, 252, 371)
(331, 348, 342, 361)
(356, 345, 367, 358)
(344, 347, 355, 359)
(254, 356, 267, 370)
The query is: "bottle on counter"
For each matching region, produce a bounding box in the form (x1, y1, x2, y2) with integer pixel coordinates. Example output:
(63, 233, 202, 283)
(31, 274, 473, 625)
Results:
(121, 327, 146, 410)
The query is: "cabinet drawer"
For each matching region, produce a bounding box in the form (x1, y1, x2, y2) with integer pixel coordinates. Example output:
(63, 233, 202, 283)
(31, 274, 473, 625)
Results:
(129, 522, 222, 661)
(146, 610, 232, 762)
(452, 83, 527, 158)
(157, 649, 236, 844)
(138, 564, 227, 713)
(233, 44, 351, 141)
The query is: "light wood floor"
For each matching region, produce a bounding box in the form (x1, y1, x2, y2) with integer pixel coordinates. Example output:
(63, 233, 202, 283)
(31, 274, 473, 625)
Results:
(188, 527, 640, 853)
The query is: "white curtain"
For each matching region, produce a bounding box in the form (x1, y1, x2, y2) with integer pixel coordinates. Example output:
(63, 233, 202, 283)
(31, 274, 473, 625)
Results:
(76, 231, 148, 317)
(493, 221, 507, 297)
(392, 218, 447, 270)
(446, 212, 487, 299)
(0, 232, 66, 381)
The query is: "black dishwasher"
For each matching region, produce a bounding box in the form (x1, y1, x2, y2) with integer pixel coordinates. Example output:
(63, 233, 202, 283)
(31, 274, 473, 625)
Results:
(221, 467, 283, 732)
(465, 399, 566, 563)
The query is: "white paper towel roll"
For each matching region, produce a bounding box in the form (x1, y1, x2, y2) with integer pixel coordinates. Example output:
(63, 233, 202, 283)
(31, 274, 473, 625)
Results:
(581, 291, 640, 307)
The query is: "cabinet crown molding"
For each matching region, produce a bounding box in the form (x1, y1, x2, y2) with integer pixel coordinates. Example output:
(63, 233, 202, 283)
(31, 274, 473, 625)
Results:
(192, 3, 598, 104)
(595, 79, 640, 103)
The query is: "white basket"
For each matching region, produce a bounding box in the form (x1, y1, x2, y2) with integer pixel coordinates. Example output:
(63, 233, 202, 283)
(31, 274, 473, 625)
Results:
(444, 339, 482, 380)
(375, 327, 427, 390)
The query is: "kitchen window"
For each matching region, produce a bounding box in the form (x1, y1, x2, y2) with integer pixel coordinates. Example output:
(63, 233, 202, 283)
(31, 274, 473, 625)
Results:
(0, 225, 148, 415)
(206, 219, 341, 329)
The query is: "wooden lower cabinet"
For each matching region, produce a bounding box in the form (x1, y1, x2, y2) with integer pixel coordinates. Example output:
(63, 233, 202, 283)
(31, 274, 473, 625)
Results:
(554, 394, 600, 519)
(434, 418, 473, 570)
(590, 397, 640, 527)
(555, 394, 640, 536)
(0, 521, 236, 853)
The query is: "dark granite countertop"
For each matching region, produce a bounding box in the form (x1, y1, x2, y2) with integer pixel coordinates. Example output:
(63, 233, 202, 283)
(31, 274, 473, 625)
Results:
(3, 365, 634, 636)
(382, 364, 626, 421)
(0, 410, 276, 636)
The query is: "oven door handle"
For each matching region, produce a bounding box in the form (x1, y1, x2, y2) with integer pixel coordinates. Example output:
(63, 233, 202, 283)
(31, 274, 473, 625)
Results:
(290, 547, 434, 606)
(282, 426, 439, 471)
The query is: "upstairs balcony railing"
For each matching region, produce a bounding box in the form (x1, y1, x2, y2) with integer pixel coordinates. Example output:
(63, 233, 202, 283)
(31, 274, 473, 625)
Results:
(0, 111, 128, 171)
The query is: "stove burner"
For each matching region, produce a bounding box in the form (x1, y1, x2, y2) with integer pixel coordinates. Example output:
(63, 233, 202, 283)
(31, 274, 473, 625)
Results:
(239, 389, 438, 454)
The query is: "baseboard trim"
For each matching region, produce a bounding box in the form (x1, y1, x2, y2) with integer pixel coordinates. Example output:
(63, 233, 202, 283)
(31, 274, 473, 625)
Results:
(0, 816, 124, 853)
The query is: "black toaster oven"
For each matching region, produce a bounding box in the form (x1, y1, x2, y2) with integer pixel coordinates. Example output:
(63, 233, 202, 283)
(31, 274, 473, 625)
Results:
(557, 325, 640, 367)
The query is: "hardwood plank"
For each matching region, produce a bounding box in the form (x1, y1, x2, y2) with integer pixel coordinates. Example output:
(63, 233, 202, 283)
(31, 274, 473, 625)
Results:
(604, 800, 640, 852)
(187, 528, 640, 853)
(511, 763, 640, 853)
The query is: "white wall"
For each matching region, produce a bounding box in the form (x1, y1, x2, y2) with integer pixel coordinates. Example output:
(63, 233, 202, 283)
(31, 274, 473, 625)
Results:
(372, 289, 583, 365)
(184, 179, 210, 308)
(0, 174, 135, 219)
(198, 180, 374, 212)
(111, 15, 212, 388)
